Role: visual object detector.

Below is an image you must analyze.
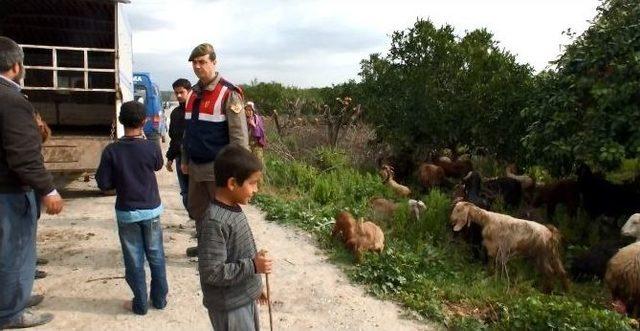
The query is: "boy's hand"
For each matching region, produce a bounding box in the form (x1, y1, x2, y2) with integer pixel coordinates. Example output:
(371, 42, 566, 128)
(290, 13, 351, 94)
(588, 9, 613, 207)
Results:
(42, 193, 63, 215)
(254, 249, 273, 274)
(257, 287, 269, 305)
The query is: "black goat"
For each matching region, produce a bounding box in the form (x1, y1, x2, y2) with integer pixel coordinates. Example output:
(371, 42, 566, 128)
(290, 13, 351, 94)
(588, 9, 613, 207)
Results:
(569, 237, 635, 281)
(532, 179, 580, 222)
(577, 164, 640, 221)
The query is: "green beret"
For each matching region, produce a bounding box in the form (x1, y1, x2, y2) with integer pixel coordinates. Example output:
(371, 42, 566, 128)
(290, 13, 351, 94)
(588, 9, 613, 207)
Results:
(188, 43, 216, 61)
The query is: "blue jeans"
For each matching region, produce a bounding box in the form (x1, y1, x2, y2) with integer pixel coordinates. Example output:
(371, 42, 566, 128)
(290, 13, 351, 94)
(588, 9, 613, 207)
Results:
(117, 217, 168, 315)
(0, 192, 37, 326)
(175, 156, 189, 210)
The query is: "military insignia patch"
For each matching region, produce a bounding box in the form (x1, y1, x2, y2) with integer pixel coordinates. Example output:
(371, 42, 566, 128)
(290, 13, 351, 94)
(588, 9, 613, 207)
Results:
(230, 103, 242, 114)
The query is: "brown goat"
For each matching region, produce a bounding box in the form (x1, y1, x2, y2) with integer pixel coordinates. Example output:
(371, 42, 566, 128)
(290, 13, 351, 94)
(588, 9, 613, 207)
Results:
(450, 201, 570, 293)
(346, 218, 385, 263)
(418, 162, 445, 191)
(34, 111, 51, 143)
(433, 157, 473, 179)
(332, 211, 356, 242)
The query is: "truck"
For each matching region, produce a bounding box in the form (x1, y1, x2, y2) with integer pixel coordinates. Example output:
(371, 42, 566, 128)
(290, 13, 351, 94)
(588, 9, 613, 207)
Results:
(133, 72, 167, 145)
(0, 0, 133, 187)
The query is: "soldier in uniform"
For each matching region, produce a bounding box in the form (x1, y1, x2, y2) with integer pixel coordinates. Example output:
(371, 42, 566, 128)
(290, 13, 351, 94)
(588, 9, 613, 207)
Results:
(180, 43, 249, 257)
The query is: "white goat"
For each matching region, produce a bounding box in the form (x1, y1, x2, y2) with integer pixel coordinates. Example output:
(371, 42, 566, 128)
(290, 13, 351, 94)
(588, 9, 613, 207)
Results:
(369, 197, 426, 221)
(450, 201, 570, 292)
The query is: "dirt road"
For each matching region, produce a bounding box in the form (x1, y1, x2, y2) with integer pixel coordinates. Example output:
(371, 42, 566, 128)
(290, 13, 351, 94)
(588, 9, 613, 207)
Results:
(32, 164, 435, 330)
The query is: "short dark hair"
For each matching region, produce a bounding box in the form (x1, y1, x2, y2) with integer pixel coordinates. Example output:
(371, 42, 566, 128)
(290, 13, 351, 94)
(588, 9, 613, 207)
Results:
(215, 144, 263, 187)
(188, 43, 216, 62)
(119, 101, 146, 128)
(172, 78, 192, 90)
(0, 37, 24, 72)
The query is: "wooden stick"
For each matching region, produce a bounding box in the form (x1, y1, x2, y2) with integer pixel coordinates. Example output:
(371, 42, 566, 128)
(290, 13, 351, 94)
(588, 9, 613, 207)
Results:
(259, 249, 274, 331)
(86, 276, 125, 283)
(266, 273, 274, 331)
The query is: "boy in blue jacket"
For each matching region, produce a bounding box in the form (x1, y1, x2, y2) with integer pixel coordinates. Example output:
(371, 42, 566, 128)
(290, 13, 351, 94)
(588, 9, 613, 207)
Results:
(96, 101, 168, 315)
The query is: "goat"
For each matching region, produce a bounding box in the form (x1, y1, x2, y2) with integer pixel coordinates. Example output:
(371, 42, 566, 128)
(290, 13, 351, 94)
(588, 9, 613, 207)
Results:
(450, 201, 570, 293)
(571, 214, 640, 281)
(34, 111, 51, 143)
(345, 217, 385, 263)
(505, 164, 534, 190)
(577, 163, 640, 221)
(462, 171, 521, 209)
(332, 211, 356, 243)
(432, 157, 473, 179)
(379, 164, 411, 197)
(369, 197, 427, 221)
(531, 179, 580, 222)
(417, 162, 446, 191)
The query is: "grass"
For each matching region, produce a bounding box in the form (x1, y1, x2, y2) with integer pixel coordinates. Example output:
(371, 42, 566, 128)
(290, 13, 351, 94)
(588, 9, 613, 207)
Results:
(253, 149, 637, 330)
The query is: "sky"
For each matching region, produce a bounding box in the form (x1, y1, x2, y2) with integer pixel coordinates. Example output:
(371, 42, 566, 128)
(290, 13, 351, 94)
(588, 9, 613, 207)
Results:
(126, 0, 602, 90)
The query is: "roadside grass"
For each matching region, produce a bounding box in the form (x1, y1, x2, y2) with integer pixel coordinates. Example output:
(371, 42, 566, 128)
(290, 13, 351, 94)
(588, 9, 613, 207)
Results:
(253, 150, 636, 330)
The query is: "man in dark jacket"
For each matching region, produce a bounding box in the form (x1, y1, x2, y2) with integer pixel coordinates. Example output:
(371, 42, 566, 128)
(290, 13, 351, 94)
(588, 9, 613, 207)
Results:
(166, 78, 191, 211)
(0, 37, 62, 329)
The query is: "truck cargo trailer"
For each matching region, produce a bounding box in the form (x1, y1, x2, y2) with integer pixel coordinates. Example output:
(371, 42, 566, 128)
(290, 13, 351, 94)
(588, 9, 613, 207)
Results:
(0, 0, 133, 187)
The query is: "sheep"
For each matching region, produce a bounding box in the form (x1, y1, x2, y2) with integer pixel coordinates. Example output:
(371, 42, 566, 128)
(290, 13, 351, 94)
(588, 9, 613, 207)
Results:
(622, 213, 640, 239)
(577, 163, 640, 221)
(531, 179, 580, 222)
(605, 242, 640, 317)
(417, 162, 446, 191)
(433, 157, 473, 179)
(450, 201, 570, 293)
(379, 164, 411, 197)
(345, 217, 385, 262)
(369, 197, 427, 221)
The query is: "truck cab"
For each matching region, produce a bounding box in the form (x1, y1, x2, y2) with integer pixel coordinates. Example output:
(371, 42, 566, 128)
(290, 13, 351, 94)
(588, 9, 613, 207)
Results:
(133, 72, 166, 144)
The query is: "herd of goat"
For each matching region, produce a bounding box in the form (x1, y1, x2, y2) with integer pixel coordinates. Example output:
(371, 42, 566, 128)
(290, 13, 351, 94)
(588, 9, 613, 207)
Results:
(331, 155, 640, 317)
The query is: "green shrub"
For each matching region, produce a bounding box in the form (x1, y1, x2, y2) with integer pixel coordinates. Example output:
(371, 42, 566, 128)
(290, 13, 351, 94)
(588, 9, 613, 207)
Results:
(311, 146, 350, 171)
(495, 296, 634, 331)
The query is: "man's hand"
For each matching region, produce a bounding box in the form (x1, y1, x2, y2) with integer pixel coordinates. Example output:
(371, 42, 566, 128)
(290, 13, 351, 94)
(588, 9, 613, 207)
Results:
(42, 193, 63, 215)
(181, 163, 189, 174)
(254, 250, 273, 274)
(166, 159, 174, 172)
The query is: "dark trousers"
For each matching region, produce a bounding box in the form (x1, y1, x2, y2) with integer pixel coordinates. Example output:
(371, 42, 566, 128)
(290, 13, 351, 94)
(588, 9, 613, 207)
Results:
(0, 192, 37, 326)
(118, 217, 168, 315)
(175, 156, 189, 211)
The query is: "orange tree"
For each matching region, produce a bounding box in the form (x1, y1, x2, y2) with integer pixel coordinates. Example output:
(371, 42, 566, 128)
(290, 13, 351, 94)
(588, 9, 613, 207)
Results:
(522, 0, 640, 175)
(358, 19, 533, 161)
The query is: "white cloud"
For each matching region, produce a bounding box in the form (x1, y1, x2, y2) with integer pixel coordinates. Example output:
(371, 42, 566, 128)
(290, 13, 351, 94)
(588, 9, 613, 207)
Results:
(127, 0, 600, 89)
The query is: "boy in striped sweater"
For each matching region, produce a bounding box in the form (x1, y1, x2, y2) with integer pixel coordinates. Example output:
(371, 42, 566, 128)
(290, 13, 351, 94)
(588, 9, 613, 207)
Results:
(198, 144, 272, 330)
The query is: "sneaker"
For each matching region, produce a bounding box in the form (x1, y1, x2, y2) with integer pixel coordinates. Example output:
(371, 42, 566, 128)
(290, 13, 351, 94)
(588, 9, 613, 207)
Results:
(186, 246, 198, 257)
(26, 294, 44, 308)
(1, 310, 54, 329)
(35, 270, 47, 279)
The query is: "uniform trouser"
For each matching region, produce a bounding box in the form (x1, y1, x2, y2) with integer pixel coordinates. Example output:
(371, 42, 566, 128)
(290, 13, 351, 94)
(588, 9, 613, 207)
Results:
(175, 156, 189, 211)
(186, 160, 216, 237)
(208, 301, 260, 331)
(0, 191, 37, 326)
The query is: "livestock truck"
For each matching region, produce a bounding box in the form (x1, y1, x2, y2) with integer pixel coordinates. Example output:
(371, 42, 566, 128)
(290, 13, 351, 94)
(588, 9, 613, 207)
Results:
(0, 0, 133, 187)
